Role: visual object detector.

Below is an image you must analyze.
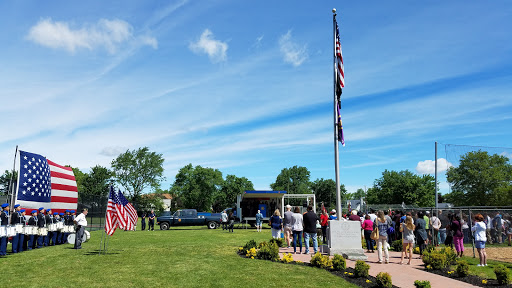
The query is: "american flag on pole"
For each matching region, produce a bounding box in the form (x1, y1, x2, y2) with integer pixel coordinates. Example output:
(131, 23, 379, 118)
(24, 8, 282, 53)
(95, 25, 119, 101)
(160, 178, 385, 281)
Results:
(335, 21, 345, 96)
(15, 150, 78, 214)
(337, 101, 345, 146)
(105, 186, 118, 236)
(105, 186, 138, 233)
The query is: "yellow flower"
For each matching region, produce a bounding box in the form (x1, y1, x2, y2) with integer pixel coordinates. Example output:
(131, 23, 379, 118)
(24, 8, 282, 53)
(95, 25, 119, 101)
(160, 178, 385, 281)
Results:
(482, 280, 487, 284)
(344, 272, 348, 275)
(348, 273, 353, 276)
(251, 256, 254, 259)
(366, 280, 371, 283)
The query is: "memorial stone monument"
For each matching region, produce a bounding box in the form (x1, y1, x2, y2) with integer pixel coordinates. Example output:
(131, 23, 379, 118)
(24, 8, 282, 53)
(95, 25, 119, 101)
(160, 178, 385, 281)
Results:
(327, 220, 367, 260)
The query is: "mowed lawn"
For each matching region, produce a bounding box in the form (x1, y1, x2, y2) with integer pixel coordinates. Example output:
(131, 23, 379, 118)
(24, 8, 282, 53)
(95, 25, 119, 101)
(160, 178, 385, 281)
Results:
(3, 225, 359, 288)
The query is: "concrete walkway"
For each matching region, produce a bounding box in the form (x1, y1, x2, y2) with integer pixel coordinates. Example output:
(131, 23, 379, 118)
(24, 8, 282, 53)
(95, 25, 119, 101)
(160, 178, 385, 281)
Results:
(279, 247, 479, 288)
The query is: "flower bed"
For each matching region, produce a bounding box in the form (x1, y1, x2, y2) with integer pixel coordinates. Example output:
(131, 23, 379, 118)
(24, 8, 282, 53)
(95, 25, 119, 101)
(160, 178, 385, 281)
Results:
(424, 267, 510, 288)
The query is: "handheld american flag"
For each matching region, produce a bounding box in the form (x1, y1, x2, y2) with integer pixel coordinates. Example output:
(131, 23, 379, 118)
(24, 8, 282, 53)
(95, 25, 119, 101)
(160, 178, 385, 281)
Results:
(15, 150, 78, 214)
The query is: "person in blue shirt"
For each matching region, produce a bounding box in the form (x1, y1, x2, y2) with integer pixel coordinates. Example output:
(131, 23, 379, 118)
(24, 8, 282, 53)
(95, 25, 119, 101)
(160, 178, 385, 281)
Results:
(141, 211, 146, 231)
(255, 210, 263, 232)
(329, 209, 337, 220)
(148, 210, 155, 231)
(0, 203, 10, 256)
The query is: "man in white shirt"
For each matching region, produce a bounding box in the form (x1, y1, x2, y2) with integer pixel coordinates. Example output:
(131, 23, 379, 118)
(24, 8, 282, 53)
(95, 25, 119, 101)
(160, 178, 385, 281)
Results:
(73, 208, 88, 249)
(221, 210, 228, 230)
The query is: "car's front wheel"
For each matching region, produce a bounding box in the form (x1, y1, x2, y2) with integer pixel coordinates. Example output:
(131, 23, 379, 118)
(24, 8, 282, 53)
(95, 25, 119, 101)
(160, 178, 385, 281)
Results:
(160, 222, 170, 230)
(207, 221, 218, 229)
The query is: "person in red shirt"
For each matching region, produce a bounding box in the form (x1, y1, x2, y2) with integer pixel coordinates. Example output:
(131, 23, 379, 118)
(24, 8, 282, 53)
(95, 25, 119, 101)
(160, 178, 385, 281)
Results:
(320, 210, 329, 244)
(361, 215, 374, 253)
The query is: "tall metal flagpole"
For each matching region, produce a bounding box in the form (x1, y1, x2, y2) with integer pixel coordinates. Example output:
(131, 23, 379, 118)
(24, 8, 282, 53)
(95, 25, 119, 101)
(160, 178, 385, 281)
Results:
(333, 9, 342, 218)
(8, 145, 18, 208)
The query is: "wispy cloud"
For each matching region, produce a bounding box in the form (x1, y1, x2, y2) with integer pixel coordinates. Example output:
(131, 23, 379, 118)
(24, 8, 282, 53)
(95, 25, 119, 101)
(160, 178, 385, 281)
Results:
(189, 29, 228, 63)
(279, 30, 307, 66)
(416, 158, 453, 174)
(27, 18, 157, 54)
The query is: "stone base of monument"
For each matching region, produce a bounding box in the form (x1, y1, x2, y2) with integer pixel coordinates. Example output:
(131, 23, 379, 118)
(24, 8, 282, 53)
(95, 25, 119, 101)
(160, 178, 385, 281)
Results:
(327, 220, 368, 260)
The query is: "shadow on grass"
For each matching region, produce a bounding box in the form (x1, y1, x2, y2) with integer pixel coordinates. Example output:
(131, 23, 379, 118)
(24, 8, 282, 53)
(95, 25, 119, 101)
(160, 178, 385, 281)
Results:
(83, 250, 121, 256)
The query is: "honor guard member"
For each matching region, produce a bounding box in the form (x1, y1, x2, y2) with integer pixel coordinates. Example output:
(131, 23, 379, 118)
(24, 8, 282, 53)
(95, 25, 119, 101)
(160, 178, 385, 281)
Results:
(18, 209, 26, 252)
(10, 204, 21, 253)
(141, 211, 146, 231)
(73, 208, 88, 249)
(57, 212, 65, 244)
(0, 203, 9, 256)
(51, 212, 59, 245)
(64, 210, 72, 242)
(36, 207, 46, 248)
(27, 210, 38, 250)
(148, 209, 155, 231)
(45, 208, 53, 246)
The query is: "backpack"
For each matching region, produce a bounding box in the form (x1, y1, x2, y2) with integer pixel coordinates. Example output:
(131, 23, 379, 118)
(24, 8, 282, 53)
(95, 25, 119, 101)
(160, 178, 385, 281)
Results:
(387, 226, 395, 235)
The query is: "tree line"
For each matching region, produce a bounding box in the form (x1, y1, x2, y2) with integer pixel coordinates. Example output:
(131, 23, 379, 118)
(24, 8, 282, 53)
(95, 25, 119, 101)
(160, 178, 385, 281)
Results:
(1, 148, 511, 210)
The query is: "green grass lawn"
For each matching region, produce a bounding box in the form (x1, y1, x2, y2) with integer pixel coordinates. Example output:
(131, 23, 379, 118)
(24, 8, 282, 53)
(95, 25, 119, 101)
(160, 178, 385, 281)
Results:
(4, 226, 359, 288)
(454, 256, 512, 280)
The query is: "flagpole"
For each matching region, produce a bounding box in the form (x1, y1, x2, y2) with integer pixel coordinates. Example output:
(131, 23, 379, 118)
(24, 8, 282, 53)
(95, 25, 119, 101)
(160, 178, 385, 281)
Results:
(333, 9, 342, 219)
(8, 145, 18, 209)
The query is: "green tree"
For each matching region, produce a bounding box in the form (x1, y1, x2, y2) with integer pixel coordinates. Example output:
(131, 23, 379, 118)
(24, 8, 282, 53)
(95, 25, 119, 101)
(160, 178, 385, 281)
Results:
(270, 166, 311, 194)
(445, 150, 512, 206)
(346, 188, 366, 200)
(111, 147, 165, 201)
(309, 178, 347, 210)
(170, 164, 223, 211)
(138, 194, 165, 213)
(366, 170, 435, 206)
(213, 174, 254, 211)
(82, 165, 113, 197)
(0, 170, 17, 196)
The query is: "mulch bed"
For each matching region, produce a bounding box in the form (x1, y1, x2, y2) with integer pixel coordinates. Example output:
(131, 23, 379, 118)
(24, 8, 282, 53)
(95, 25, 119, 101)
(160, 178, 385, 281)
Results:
(425, 267, 510, 287)
(330, 267, 399, 288)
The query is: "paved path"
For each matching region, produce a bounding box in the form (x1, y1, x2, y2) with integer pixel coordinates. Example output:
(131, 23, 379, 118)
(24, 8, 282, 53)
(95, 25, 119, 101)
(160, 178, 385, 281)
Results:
(279, 247, 479, 288)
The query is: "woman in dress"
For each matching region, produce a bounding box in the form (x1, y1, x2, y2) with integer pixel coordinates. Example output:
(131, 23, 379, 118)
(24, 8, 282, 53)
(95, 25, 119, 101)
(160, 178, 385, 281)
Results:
(374, 210, 390, 264)
(471, 214, 487, 266)
(291, 206, 304, 254)
(400, 215, 415, 264)
(269, 209, 282, 239)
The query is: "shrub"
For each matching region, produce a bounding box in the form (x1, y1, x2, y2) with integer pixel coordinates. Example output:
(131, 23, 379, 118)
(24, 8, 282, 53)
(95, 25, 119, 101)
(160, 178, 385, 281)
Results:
(281, 252, 294, 263)
(242, 239, 257, 254)
(391, 240, 402, 252)
(440, 246, 457, 265)
(245, 247, 257, 259)
(376, 272, 392, 288)
(424, 244, 435, 254)
(332, 254, 346, 271)
(422, 250, 447, 270)
(269, 238, 284, 247)
(494, 264, 512, 285)
(256, 242, 279, 261)
(362, 238, 367, 249)
(258, 241, 268, 249)
(354, 260, 370, 278)
(413, 280, 431, 288)
(310, 252, 333, 269)
(413, 246, 420, 254)
(456, 260, 469, 277)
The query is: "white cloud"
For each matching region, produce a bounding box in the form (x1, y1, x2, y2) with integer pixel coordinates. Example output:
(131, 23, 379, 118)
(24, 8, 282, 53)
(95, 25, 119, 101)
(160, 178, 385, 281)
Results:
(27, 18, 157, 54)
(99, 146, 128, 157)
(416, 158, 453, 174)
(279, 30, 307, 67)
(189, 29, 228, 63)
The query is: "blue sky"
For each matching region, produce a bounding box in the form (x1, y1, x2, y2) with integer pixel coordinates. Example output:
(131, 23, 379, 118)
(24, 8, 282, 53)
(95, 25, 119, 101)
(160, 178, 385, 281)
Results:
(1, 1, 512, 196)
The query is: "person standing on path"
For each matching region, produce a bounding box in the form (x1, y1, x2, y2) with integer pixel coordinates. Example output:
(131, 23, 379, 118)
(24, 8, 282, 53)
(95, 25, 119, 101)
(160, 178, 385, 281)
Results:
(291, 206, 304, 254)
(303, 205, 319, 254)
(374, 210, 390, 264)
(471, 214, 487, 266)
(320, 209, 329, 245)
(400, 215, 415, 265)
(283, 205, 293, 247)
(415, 211, 428, 256)
(255, 210, 263, 232)
(361, 215, 374, 253)
(148, 210, 155, 231)
(73, 208, 88, 249)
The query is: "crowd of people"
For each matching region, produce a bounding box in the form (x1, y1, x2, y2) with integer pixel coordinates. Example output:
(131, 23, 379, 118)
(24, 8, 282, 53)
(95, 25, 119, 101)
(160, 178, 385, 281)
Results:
(0, 203, 87, 256)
